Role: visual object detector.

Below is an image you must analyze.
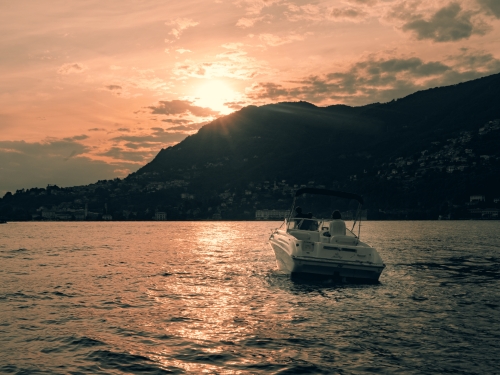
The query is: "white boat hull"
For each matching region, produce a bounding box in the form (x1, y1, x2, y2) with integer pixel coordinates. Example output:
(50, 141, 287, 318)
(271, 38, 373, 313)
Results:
(269, 229, 385, 281)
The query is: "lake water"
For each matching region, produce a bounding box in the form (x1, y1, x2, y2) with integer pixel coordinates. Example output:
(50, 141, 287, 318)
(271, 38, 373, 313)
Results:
(1, 221, 499, 374)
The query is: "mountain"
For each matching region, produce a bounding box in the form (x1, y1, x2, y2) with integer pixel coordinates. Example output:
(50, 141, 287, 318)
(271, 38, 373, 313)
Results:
(133, 72, 500, 193)
(1, 73, 500, 221)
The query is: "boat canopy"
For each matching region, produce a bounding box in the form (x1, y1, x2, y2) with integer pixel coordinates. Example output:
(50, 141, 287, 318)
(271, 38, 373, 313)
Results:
(294, 188, 364, 205)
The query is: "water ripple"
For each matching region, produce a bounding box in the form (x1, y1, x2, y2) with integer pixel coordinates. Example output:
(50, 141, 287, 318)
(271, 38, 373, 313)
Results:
(0, 221, 499, 373)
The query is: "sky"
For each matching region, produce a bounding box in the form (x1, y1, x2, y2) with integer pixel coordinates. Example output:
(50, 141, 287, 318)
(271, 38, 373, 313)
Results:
(1, 0, 499, 195)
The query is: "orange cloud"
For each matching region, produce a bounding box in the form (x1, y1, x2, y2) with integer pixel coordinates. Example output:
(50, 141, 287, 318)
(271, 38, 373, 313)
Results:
(148, 100, 219, 117)
(246, 50, 500, 105)
(402, 3, 489, 42)
(57, 63, 88, 75)
(165, 18, 199, 40)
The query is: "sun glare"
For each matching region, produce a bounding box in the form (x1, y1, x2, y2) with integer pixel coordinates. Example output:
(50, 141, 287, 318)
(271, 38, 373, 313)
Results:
(194, 80, 236, 115)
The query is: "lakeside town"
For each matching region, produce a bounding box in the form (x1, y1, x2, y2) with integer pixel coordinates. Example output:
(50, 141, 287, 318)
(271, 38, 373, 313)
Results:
(372, 120, 499, 183)
(2, 181, 498, 222)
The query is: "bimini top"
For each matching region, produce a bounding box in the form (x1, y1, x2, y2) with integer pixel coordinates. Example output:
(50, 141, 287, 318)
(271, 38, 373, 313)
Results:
(294, 188, 364, 205)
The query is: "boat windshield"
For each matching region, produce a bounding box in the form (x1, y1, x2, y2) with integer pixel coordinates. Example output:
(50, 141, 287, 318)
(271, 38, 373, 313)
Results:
(286, 218, 358, 237)
(287, 218, 319, 231)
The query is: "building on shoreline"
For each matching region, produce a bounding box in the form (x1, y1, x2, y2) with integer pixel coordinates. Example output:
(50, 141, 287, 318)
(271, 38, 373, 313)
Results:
(255, 209, 290, 220)
(154, 211, 167, 220)
(469, 208, 499, 218)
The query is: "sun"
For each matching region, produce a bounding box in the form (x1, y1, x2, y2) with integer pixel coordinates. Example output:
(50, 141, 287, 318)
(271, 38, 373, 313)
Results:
(194, 80, 236, 115)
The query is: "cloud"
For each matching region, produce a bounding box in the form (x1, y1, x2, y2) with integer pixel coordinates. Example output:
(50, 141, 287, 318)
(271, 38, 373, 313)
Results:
(64, 134, 89, 141)
(166, 18, 199, 40)
(282, 1, 380, 23)
(246, 82, 291, 100)
(236, 16, 265, 28)
(105, 85, 122, 90)
(330, 7, 368, 21)
(402, 3, 488, 42)
(148, 100, 219, 117)
(234, 0, 282, 16)
(111, 127, 188, 142)
(356, 57, 451, 77)
(63, 150, 78, 161)
(284, 3, 327, 22)
(99, 147, 156, 162)
(433, 48, 500, 85)
(0, 139, 135, 194)
(57, 63, 88, 75)
(176, 49, 192, 54)
(449, 48, 500, 72)
(223, 101, 248, 110)
(165, 125, 194, 131)
(120, 69, 169, 95)
(164, 123, 206, 132)
(221, 42, 244, 50)
(88, 128, 106, 132)
(173, 51, 271, 80)
(258, 33, 308, 46)
(123, 142, 158, 150)
(349, 0, 378, 5)
(117, 127, 131, 132)
(245, 50, 500, 105)
(235, 0, 323, 25)
(161, 118, 191, 124)
(477, 0, 500, 18)
(75, 125, 193, 164)
(0, 139, 89, 158)
(109, 127, 189, 158)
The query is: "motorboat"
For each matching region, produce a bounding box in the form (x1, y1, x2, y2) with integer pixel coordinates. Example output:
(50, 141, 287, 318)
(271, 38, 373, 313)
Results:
(269, 188, 385, 281)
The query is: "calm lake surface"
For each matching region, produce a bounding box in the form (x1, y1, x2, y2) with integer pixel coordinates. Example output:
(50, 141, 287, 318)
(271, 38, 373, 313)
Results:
(1, 221, 499, 374)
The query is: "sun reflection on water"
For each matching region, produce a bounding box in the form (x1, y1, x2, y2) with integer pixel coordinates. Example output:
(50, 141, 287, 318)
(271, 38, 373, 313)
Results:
(141, 221, 305, 372)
